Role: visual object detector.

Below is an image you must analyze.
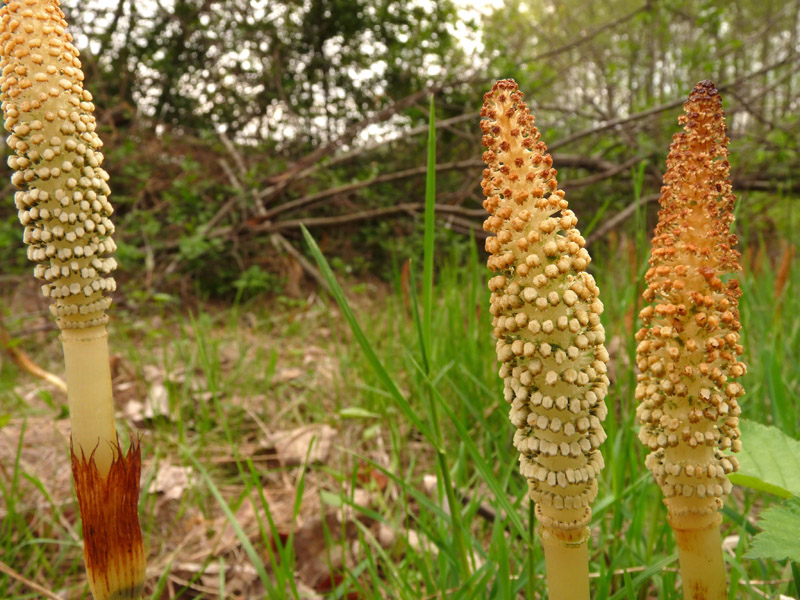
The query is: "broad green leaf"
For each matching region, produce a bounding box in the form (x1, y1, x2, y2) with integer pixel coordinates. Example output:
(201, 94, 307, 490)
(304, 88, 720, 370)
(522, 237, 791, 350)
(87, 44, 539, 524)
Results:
(746, 498, 800, 562)
(728, 420, 800, 499)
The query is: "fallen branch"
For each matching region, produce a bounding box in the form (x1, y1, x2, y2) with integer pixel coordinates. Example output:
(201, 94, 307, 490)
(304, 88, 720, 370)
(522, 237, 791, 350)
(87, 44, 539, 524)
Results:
(0, 558, 63, 600)
(255, 159, 484, 223)
(586, 193, 660, 244)
(257, 77, 482, 205)
(0, 315, 67, 394)
(253, 153, 642, 225)
(249, 203, 481, 235)
(733, 177, 800, 193)
(561, 155, 645, 188)
(300, 112, 479, 177)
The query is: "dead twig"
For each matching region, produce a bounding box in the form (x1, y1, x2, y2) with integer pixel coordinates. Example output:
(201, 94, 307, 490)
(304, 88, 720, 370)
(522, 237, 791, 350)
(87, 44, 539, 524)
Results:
(0, 315, 67, 394)
(253, 153, 641, 225)
(248, 203, 483, 236)
(530, 1, 651, 64)
(586, 193, 661, 245)
(256, 77, 482, 206)
(0, 559, 64, 600)
(255, 159, 484, 223)
(561, 155, 645, 188)
(270, 232, 330, 293)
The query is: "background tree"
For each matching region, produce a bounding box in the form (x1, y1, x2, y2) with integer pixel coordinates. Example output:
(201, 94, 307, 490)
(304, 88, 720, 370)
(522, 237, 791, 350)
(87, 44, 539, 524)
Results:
(1, 0, 797, 296)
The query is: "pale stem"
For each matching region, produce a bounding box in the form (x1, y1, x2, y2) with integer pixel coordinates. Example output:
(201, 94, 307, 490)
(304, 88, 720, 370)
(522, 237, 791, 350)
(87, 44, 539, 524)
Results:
(669, 511, 727, 600)
(540, 525, 590, 600)
(61, 324, 117, 476)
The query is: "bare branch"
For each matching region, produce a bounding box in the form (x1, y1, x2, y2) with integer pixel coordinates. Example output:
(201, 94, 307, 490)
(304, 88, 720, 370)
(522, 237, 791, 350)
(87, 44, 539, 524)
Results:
(560, 155, 646, 188)
(253, 154, 643, 225)
(550, 52, 799, 150)
(530, 2, 651, 63)
(257, 78, 481, 205)
(270, 232, 330, 292)
(252, 203, 485, 235)
(586, 194, 660, 245)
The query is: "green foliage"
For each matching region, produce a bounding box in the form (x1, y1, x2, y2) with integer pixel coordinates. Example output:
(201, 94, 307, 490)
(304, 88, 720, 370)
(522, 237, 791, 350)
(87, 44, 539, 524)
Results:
(69, 0, 461, 141)
(357, 218, 475, 280)
(232, 265, 282, 301)
(481, 0, 799, 234)
(0, 213, 26, 274)
(745, 499, 800, 562)
(177, 233, 223, 264)
(729, 420, 800, 499)
(729, 421, 800, 572)
(3, 0, 795, 301)
(2, 2, 800, 596)
(2, 216, 799, 599)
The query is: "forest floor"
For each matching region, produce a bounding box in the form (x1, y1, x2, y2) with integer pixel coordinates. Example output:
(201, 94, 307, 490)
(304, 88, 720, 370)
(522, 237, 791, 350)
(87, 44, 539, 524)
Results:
(1, 273, 392, 598)
(1, 237, 798, 599)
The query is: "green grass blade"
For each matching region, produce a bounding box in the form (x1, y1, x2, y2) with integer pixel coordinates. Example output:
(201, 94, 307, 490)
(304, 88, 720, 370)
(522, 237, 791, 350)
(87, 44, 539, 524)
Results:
(410, 105, 471, 578)
(408, 263, 430, 374)
(406, 354, 527, 538)
(423, 94, 436, 358)
(353, 519, 416, 596)
(607, 553, 678, 600)
(622, 570, 636, 599)
(301, 224, 434, 444)
(182, 448, 277, 597)
(582, 194, 614, 238)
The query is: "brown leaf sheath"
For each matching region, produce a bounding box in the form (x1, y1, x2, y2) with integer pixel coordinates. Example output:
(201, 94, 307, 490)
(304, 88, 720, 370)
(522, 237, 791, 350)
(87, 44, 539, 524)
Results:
(71, 439, 146, 600)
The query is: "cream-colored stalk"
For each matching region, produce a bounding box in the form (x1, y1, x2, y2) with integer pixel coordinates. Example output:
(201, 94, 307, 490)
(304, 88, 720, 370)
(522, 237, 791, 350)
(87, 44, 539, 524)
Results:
(0, 0, 117, 469)
(481, 79, 609, 600)
(636, 80, 745, 600)
(1, 1, 144, 598)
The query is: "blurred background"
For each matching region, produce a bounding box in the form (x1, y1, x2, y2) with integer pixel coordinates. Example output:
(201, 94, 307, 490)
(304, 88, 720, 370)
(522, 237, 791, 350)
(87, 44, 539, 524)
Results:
(2, 0, 797, 298)
(2, 2, 800, 599)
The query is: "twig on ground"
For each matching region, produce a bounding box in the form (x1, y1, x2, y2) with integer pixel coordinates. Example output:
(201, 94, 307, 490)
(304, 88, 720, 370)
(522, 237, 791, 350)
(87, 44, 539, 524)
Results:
(0, 315, 67, 393)
(0, 559, 64, 600)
